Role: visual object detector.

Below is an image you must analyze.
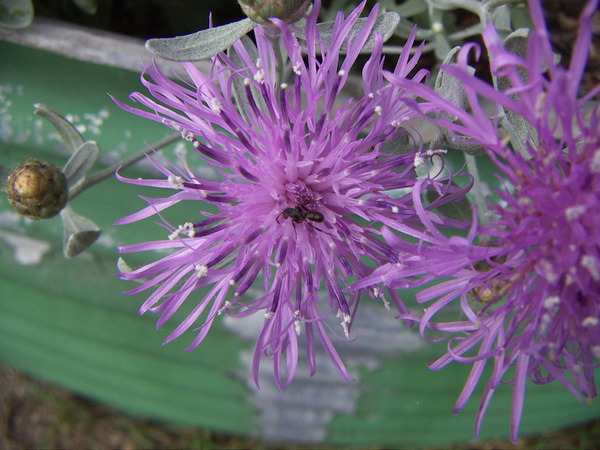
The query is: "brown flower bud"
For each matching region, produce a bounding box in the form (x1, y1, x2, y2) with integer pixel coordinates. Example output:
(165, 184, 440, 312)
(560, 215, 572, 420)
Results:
(5, 159, 68, 219)
(238, 0, 311, 25)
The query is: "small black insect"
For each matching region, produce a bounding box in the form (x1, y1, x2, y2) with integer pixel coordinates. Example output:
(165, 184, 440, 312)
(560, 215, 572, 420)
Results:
(281, 206, 324, 224)
(277, 204, 329, 235)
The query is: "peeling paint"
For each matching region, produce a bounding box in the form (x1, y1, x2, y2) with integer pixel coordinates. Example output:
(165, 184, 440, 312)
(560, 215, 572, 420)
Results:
(224, 298, 423, 444)
(0, 84, 110, 150)
(0, 230, 52, 265)
(65, 109, 110, 137)
(96, 231, 116, 249)
(0, 210, 23, 228)
(0, 83, 25, 143)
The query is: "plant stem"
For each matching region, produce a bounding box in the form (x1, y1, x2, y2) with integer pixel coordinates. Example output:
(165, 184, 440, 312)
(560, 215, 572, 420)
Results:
(69, 133, 181, 199)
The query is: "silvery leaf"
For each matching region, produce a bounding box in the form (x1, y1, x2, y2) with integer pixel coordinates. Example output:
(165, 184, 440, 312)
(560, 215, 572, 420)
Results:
(491, 4, 512, 33)
(295, 11, 400, 52)
(0, 0, 33, 29)
(433, 33, 452, 66)
(495, 28, 536, 159)
(503, 28, 529, 59)
(439, 130, 487, 155)
(434, 46, 474, 110)
(62, 140, 100, 189)
(500, 111, 536, 159)
(146, 18, 255, 61)
(433, 47, 485, 155)
(117, 257, 133, 274)
(34, 103, 85, 153)
(60, 205, 101, 258)
(117, 257, 151, 284)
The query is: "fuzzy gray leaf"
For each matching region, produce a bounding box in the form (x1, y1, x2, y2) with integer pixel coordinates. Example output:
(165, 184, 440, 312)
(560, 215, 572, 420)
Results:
(434, 47, 474, 110)
(432, 47, 486, 155)
(117, 257, 133, 274)
(495, 28, 537, 159)
(0, 0, 33, 29)
(295, 11, 400, 52)
(146, 18, 255, 61)
(491, 4, 512, 33)
(34, 103, 85, 153)
(60, 205, 101, 258)
(62, 140, 100, 189)
(440, 129, 487, 155)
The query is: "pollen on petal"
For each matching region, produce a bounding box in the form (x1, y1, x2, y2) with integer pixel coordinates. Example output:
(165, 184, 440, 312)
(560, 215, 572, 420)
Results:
(581, 255, 600, 281)
(543, 295, 560, 309)
(211, 98, 223, 113)
(195, 264, 209, 278)
(591, 150, 600, 173)
(565, 205, 586, 221)
(218, 300, 231, 315)
(169, 222, 196, 240)
(168, 175, 184, 189)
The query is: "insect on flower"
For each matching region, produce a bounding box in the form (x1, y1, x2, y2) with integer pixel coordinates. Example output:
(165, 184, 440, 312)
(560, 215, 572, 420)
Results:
(114, 0, 445, 388)
(277, 204, 327, 235)
(278, 205, 324, 223)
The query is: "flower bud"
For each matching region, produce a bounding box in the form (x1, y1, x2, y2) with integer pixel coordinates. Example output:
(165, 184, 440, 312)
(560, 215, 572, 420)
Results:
(238, 0, 311, 25)
(5, 159, 68, 219)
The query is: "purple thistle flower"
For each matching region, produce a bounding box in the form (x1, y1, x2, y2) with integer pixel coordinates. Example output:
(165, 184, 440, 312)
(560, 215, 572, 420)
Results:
(113, 0, 442, 387)
(377, 0, 600, 442)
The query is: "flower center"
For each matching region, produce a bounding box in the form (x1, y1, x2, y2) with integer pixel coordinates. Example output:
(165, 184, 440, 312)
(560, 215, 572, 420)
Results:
(279, 179, 324, 211)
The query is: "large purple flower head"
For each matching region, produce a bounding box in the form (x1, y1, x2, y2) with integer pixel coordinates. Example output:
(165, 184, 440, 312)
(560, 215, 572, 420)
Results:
(114, 0, 445, 387)
(378, 0, 600, 442)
